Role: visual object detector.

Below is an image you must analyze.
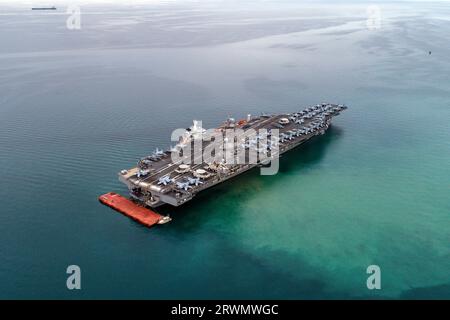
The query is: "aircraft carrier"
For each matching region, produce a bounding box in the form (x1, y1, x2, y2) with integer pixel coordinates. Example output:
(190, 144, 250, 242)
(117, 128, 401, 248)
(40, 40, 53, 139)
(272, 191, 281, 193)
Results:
(118, 103, 347, 208)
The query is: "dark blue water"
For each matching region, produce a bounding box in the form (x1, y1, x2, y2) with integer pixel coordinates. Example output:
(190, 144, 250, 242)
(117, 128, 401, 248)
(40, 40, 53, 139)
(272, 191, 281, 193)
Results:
(0, 1, 449, 299)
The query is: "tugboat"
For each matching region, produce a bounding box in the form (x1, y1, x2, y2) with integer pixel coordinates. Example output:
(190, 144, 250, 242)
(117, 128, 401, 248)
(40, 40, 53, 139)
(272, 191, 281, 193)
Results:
(157, 216, 172, 224)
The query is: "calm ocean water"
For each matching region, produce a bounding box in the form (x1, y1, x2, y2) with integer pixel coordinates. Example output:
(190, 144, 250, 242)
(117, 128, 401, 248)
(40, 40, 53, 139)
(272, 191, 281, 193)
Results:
(0, 1, 449, 299)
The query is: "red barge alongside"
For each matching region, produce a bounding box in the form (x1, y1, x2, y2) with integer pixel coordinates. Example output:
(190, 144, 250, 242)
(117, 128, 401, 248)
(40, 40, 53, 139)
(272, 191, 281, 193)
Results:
(99, 192, 171, 227)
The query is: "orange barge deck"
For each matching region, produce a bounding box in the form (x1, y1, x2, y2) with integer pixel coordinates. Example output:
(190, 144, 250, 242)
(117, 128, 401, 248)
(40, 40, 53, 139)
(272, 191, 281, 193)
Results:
(99, 192, 169, 227)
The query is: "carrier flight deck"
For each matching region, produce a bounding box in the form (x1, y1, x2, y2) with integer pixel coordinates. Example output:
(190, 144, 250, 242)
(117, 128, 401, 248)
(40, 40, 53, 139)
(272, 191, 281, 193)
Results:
(117, 103, 347, 208)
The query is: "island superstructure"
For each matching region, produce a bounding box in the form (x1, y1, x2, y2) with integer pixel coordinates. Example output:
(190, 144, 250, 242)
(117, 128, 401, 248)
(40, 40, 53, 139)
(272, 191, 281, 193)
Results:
(118, 103, 347, 208)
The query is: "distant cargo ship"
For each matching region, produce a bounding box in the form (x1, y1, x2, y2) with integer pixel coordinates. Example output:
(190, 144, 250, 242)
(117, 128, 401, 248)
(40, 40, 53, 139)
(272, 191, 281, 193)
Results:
(31, 6, 56, 10)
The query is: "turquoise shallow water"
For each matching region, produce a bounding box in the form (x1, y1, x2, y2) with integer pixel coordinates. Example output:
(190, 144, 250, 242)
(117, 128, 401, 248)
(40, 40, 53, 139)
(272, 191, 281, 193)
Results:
(0, 2, 449, 299)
